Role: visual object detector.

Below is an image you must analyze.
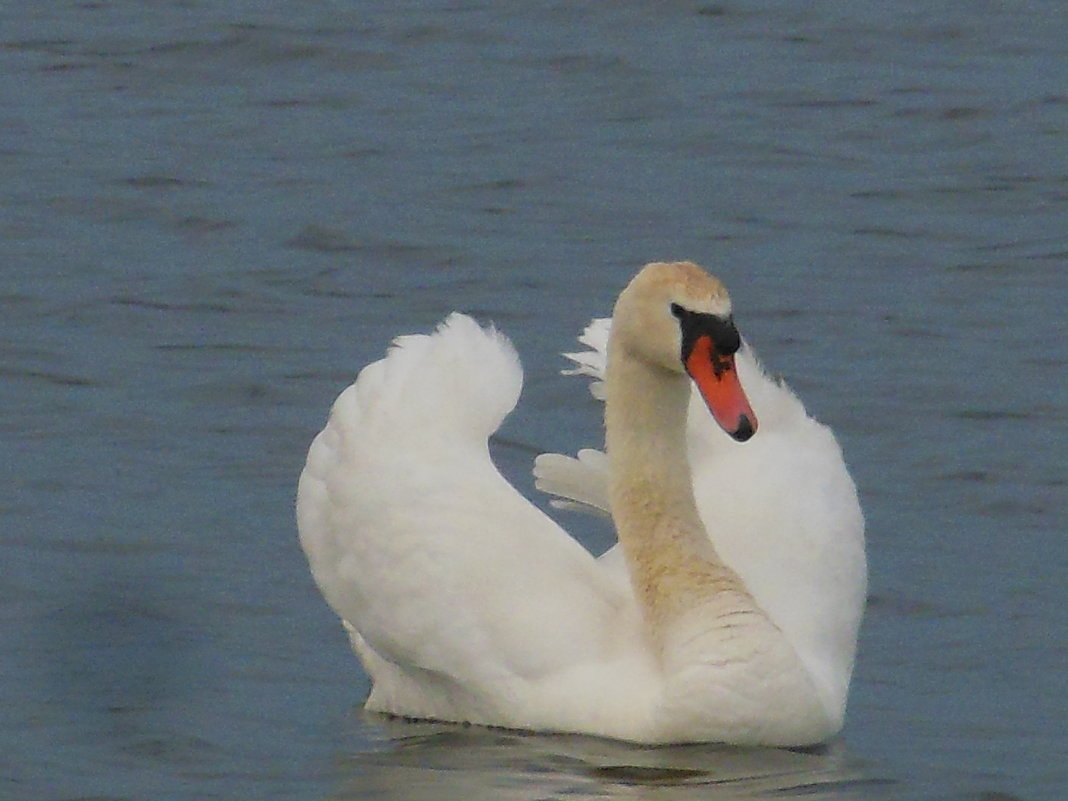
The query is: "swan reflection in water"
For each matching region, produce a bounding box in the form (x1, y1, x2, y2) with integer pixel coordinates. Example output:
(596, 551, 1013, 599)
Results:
(326, 715, 894, 801)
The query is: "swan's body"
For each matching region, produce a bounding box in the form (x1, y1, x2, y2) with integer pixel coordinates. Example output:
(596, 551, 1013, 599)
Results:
(297, 262, 866, 746)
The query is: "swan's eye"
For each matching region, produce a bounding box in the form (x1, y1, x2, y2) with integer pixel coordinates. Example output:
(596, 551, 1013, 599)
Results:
(670, 302, 686, 319)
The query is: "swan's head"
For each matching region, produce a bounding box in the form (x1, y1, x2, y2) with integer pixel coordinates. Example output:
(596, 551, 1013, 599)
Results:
(613, 261, 758, 442)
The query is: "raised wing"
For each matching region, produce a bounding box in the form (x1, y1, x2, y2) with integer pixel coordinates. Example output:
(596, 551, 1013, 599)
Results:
(297, 314, 628, 708)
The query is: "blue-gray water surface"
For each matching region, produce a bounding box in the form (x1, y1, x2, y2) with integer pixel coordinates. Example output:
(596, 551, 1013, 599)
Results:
(2, 2, 1066, 800)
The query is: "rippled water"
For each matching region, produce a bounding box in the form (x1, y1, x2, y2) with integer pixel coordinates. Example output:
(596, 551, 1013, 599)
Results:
(2, 2, 1066, 800)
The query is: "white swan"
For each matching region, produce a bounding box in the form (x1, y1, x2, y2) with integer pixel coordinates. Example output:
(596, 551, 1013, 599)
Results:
(297, 261, 866, 747)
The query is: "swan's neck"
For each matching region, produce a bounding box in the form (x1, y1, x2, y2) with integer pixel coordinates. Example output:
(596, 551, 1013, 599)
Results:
(605, 346, 755, 642)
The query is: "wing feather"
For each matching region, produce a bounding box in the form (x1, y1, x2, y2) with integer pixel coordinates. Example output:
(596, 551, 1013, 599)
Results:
(297, 314, 626, 699)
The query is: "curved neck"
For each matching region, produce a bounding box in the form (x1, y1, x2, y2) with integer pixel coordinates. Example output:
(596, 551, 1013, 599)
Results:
(605, 343, 754, 640)
(605, 352, 697, 530)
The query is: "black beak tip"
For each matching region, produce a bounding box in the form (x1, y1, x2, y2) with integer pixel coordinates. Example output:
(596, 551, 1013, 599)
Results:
(731, 415, 756, 442)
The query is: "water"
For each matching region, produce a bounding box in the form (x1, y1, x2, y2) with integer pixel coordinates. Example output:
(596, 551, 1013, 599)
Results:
(2, 1, 1066, 799)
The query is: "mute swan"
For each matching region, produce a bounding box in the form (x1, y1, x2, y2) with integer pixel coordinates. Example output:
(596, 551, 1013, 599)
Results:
(297, 261, 866, 747)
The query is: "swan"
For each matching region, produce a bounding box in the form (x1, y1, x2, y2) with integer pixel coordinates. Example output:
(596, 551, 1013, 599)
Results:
(297, 261, 866, 747)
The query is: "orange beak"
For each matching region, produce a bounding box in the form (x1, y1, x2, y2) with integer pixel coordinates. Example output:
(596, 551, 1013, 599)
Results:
(684, 334, 757, 442)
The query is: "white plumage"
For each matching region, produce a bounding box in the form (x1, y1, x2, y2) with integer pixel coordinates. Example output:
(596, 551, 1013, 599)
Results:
(297, 263, 866, 746)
